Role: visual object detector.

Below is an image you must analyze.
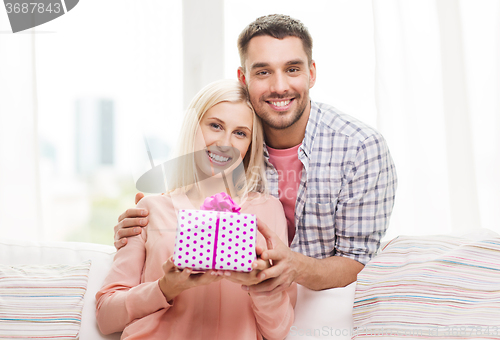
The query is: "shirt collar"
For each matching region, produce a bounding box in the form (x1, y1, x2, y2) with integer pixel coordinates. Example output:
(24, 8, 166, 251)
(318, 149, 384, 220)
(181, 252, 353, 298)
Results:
(262, 100, 322, 160)
(300, 100, 322, 159)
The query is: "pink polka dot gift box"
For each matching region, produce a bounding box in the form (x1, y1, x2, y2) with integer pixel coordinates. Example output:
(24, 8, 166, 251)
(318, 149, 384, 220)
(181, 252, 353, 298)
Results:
(173, 209, 257, 272)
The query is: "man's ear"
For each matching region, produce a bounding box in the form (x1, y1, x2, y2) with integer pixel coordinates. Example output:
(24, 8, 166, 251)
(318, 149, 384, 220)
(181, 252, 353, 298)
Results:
(237, 67, 247, 86)
(309, 60, 317, 89)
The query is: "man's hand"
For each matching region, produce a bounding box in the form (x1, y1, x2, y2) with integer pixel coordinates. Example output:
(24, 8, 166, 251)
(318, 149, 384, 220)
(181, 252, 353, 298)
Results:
(114, 193, 148, 249)
(158, 257, 224, 302)
(243, 218, 299, 295)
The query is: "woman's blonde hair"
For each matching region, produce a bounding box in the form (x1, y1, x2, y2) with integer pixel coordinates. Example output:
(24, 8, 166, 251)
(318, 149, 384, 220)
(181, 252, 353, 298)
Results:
(167, 79, 267, 196)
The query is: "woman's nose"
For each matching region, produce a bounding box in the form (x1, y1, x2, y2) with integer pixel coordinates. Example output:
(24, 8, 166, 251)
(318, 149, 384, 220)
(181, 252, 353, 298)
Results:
(215, 133, 232, 151)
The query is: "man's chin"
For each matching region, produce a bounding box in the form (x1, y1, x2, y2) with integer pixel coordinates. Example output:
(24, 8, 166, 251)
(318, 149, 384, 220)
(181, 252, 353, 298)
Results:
(258, 109, 305, 130)
(264, 117, 298, 130)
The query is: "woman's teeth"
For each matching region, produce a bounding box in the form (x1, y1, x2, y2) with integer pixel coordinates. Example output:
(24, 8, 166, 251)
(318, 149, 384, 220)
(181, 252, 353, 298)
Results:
(208, 151, 230, 162)
(271, 100, 291, 107)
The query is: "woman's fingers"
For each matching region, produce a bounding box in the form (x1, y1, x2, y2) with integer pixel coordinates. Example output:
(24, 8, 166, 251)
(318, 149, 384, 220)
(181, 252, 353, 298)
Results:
(252, 258, 270, 271)
(162, 257, 178, 273)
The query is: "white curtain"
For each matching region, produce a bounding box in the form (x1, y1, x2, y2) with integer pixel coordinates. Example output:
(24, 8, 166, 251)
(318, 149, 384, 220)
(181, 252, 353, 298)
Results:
(0, 1, 183, 243)
(0, 27, 42, 241)
(373, 0, 500, 239)
(1, 0, 499, 242)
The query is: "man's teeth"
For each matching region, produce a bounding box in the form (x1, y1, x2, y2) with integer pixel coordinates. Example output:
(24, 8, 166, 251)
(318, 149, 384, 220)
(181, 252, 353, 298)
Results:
(271, 100, 291, 107)
(208, 151, 230, 162)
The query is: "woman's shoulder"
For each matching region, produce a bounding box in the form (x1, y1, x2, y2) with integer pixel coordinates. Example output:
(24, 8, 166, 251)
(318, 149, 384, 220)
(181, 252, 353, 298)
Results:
(136, 193, 174, 211)
(243, 192, 283, 209)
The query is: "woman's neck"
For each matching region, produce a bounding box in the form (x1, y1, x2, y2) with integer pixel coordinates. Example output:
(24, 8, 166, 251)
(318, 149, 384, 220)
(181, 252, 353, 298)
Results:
(187, 172, 239, 208)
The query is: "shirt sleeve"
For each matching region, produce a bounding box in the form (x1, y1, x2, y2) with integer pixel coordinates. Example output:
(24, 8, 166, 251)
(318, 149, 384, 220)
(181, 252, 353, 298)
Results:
(335, 133, 398, 265)
(95, 200, 171, 335)
(250, 197, 297, 340)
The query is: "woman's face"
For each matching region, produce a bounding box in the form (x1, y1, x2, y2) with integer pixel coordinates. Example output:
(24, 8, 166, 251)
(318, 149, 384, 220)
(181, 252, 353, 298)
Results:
(194, 101, 253, 178)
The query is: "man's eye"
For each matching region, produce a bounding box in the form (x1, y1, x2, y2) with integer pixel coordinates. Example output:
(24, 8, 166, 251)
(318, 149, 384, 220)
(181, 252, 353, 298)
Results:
(288, 68, 299, 73)
(256, 70, 268, 76)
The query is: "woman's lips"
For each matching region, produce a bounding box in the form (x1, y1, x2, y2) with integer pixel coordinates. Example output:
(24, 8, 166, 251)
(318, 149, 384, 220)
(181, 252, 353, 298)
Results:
(206, 150, 232, 166)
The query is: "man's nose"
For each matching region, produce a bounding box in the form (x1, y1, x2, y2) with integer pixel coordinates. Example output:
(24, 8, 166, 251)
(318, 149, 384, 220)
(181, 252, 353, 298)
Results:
(270, 71, 289, 94)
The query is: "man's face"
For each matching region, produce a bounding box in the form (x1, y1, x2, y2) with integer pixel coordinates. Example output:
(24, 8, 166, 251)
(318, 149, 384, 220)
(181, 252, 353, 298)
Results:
(238, 35, 316, 130)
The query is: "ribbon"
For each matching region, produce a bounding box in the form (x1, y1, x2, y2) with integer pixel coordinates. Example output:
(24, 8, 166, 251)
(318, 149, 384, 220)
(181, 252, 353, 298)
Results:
(199, 192, 241, 212)
(200, 192, 240, 270)
(212, 212, 220, 270)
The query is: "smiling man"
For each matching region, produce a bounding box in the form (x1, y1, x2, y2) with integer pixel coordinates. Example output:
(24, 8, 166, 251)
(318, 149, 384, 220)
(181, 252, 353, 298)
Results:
(115, 14, 397, 293)
(233, 14, 397, 293)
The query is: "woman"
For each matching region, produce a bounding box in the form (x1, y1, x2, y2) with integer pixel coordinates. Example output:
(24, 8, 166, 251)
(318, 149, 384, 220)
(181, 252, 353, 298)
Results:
(96, 80, 295, 340)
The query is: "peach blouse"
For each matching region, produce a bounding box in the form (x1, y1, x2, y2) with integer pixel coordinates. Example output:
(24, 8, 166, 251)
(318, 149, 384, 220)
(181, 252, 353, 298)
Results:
(96, 192, 296, 340)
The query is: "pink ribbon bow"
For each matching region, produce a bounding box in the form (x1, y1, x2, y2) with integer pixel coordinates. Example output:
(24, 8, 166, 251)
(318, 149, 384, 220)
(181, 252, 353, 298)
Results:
(200, 192, 241, 213)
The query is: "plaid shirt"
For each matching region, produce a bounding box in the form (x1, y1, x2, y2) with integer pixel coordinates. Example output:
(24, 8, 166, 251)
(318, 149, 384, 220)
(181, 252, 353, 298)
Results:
(263, 101, 397, 265)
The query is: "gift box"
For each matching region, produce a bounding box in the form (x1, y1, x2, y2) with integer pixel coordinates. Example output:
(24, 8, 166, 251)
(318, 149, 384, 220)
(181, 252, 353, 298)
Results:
(173, 193, 257, 272)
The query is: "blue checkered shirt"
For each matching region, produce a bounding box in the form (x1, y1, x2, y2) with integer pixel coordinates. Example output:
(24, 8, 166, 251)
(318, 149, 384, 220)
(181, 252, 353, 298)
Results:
(263, 101, 397, 265)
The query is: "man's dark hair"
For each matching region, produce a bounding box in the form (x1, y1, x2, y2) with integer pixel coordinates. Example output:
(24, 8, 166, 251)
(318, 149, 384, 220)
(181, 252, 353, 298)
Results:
(237, 14, 313, 70)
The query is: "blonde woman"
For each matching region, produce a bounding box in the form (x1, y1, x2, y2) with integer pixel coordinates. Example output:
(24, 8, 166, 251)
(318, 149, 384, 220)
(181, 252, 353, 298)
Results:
(96, 80, 295, 340)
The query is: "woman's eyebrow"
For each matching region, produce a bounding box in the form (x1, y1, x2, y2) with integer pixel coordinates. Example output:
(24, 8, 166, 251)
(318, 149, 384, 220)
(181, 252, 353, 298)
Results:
(207, 117, 251, 133)
(207, 117, 225, 125)
(237, 126, 252, 133)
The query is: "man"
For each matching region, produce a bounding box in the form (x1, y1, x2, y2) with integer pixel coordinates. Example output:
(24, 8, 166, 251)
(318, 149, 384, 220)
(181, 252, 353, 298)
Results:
(115, 14, 397, 293)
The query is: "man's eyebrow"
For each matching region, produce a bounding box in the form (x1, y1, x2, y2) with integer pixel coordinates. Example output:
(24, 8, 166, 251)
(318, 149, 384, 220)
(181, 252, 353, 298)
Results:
(286, 59, 305, 66)
(250, 62, 269, 70)
(207, 117, 251, 132)
(250, 59, 305, 70)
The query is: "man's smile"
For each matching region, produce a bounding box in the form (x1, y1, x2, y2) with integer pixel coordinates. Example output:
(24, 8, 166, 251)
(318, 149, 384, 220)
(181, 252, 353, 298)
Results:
(266, 98, 294, 111)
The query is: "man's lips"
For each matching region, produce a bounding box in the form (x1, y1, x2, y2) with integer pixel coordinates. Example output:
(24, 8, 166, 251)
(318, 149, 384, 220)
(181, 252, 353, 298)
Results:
(266, 98, 294, 111)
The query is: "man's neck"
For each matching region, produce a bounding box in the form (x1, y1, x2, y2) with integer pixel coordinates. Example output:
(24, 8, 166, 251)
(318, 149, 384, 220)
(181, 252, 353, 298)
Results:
(264, 102, 311, 149)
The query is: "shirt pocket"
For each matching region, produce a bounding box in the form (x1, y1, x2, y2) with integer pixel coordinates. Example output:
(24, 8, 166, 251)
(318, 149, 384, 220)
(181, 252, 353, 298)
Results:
(305, 167, 342, 205)
(314, 199, 338, 228)
(301, 198, 338, 257)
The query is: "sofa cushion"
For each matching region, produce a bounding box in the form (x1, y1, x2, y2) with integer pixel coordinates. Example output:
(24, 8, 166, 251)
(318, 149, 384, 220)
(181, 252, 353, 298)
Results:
(0, 239, 120, 340)
(0, 261, 90, 339)
(352, 231, 500, 339)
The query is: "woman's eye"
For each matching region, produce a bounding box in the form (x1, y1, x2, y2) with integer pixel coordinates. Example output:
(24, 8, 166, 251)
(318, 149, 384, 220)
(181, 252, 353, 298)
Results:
(210, 123, 222, 130)
(235, 131, 247, 138)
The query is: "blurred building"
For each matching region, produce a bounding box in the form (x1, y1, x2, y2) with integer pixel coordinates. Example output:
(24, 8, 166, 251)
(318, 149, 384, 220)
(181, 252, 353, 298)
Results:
(75, 98, 115, 175)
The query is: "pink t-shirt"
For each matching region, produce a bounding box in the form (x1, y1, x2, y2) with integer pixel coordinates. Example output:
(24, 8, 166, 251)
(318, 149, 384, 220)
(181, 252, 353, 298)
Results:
(267, 144, 303, 245)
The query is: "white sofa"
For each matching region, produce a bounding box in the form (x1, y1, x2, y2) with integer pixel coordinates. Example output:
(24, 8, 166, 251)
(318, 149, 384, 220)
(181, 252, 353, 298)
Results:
(0, 238, 357, 340)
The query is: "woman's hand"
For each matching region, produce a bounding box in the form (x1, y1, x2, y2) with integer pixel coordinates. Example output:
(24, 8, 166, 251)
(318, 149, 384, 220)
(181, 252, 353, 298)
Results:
(158, 257, 224, 302)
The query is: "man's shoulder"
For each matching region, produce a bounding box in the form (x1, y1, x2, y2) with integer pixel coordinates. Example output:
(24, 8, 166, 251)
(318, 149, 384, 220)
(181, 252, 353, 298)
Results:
(311, 101, 383, 143)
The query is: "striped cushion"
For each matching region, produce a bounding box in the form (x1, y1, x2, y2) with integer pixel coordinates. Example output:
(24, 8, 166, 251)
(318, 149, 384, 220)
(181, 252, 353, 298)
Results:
(0, 261, 91, 339)
(353, 234, 500, 339)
